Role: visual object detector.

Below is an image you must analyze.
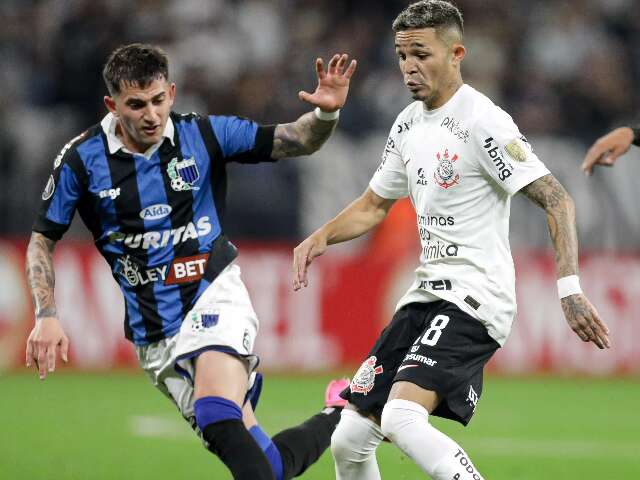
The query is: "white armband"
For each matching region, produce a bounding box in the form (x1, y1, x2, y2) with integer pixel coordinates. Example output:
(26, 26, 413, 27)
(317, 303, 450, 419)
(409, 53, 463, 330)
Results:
(557, 275, 582, 299)
(314, 107, 340, 121)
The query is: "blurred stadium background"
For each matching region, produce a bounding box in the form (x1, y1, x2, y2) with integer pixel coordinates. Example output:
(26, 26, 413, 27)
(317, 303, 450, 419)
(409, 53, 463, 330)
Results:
(1, 0, 639, 478)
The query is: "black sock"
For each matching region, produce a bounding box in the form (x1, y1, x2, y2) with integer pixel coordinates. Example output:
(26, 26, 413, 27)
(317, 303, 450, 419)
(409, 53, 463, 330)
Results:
(272, 408, 341, 479)
(202, 419, 276, 480)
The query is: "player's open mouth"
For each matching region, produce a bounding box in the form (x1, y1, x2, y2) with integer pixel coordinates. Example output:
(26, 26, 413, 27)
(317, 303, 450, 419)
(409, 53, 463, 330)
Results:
(142, 125, 159, 135)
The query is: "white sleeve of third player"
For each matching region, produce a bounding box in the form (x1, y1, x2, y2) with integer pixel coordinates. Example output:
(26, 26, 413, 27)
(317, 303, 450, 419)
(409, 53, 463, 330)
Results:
(369, 123, 409, 199)
(473, 104, 550, 195)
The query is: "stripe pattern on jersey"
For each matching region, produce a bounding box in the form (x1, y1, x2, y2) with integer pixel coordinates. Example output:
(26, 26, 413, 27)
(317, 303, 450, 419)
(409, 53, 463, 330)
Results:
(32, 112, 275, 345)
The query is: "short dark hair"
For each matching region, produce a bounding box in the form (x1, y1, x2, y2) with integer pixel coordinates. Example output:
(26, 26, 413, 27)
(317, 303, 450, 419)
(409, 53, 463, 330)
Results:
(392, 1, 464, 37)
(102, 43, 169, 95)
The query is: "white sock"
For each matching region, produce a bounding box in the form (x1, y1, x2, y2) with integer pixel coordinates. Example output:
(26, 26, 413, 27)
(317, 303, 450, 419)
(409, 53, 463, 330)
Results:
(380, 399, 484, 480)
(331, 409, 384, 480)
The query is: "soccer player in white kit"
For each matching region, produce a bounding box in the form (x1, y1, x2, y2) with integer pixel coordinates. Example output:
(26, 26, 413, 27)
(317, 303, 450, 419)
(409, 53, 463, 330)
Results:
(292, 2, 611, 479)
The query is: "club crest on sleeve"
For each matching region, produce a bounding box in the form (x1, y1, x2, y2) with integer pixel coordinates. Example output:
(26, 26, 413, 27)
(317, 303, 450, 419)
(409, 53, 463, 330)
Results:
(42, 175, 55, 200)
(433, 149, 460, 189)
(168, 157, 200, 191)
(350, 356, 383, 395)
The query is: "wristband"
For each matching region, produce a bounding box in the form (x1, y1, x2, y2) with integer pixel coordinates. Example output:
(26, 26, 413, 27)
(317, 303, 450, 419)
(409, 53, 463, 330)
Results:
(631, 126, 640, 147)
(314, 107, 340, 121)
(557, 275, 582, 299)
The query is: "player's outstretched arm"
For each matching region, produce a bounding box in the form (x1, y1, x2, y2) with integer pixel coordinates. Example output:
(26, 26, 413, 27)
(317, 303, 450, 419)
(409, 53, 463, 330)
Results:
(272, 54, 357, 159)
(520, 174, 610, 349)
(25, 232, 69, 379)
(293, 187, 395, 290)
(581, 127, 635, 175)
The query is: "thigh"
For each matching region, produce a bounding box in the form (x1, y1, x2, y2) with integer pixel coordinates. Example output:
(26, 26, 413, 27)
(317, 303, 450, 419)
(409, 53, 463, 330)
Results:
(194, 349, 249, 404)
(394, 301, 500, 426)
(341, 303, 435, 420)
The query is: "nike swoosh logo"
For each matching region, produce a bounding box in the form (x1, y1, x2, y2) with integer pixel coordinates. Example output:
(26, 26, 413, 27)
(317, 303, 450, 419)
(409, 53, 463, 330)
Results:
(397, 364, 419, 371)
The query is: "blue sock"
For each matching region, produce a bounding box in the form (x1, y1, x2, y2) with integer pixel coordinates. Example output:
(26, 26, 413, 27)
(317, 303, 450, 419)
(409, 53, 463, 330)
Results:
(250, 425, 284, 480)
(194, 396, 242, 429)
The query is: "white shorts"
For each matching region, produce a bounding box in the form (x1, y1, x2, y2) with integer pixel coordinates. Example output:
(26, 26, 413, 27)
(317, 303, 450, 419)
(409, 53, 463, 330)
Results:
(135, 262, 260, 421)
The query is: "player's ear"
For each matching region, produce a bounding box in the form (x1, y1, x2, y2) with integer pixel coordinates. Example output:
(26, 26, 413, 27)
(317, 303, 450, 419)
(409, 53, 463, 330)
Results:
(104, 95, 117, 115)
(451, 43, 466, 66)
(168, 82, 176, 105)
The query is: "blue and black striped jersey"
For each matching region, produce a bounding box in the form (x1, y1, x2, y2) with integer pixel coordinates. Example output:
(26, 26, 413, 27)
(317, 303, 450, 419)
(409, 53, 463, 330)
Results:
(33, 112, 276, 345)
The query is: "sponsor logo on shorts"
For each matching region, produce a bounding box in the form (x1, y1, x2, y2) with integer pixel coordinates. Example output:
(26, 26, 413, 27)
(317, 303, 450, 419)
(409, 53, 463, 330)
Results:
(350, 356, 383, 396)
(139, 203, 171, 220)
(107, 216, 212, 250)
(466, 385, 479, 411)
(483, 137, 513, 181)
(419, 279, 452, 291)
(433, 149, 460, 189)
(243, 329, 251, 352)
(453, 449, 482, 479)
(402, 353, 438, 367)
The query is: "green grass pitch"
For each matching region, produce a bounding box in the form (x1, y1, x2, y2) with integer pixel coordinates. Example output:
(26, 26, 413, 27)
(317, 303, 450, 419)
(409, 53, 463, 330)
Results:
(1, 372, 638, 479)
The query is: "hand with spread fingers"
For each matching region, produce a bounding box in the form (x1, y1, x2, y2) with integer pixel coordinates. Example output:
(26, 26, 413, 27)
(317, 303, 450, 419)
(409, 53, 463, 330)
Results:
(292, 231, 328, 291)
(25, 316, 69, 380)
(561, 294, 611, 349)
(581, 127, 634, 175)
(298, 54, 357, 112)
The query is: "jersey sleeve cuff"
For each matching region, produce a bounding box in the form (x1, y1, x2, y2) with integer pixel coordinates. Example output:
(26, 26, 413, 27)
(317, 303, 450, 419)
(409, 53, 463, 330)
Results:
(32, 217, 70, 241)
(369, 179, 408, 200)
(510, 167, 551, 196)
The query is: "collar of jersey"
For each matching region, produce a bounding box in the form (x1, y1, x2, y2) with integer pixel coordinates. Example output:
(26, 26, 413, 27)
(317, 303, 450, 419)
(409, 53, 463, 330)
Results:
(422, 83, 468, 117)
(100, 112, 175, 159)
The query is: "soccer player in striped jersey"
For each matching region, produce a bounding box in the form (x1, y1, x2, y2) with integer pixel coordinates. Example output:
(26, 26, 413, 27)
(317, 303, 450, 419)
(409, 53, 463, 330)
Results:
(25, 43, 356, 480)
(582, 126, 640, 174)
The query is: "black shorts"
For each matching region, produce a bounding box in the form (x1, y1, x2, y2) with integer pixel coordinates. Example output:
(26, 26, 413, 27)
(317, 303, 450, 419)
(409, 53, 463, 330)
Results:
(341, 300, 500, 426)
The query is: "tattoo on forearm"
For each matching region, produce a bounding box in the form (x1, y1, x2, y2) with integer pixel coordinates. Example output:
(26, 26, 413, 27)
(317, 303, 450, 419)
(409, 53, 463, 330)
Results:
(272, 112, 337, 158)
(26, 233, 57, 319)
(520, 174, 578, 277)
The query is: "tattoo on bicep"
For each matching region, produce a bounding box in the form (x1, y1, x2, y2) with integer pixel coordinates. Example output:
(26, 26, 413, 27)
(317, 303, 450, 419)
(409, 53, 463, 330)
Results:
(272, 112, 337, 158)
(26, 233, 57, 318)
(520, 174, 578, 276)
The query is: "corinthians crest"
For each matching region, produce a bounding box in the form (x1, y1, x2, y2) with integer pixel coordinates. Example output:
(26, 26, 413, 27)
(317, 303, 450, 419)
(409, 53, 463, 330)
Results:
(350, 356, 383, 395)
(168, 157, 200, 191)
(433, 149, 460, 189)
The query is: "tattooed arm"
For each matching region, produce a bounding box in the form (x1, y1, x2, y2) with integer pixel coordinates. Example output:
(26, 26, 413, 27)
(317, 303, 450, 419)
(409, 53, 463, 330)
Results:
(272, 113, 338, 158)
(520, 174, 610, 349)
(272, 53, 356, 159)
(25, 232, 69, 379)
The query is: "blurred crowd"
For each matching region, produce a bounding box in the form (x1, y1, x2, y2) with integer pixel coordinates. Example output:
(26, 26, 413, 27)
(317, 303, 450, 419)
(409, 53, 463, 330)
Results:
(1, 0, 640, 247)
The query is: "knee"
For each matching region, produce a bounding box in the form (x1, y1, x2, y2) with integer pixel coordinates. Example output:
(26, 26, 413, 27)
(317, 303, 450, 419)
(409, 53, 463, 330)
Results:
(380, 399, 428, 442)
(330, 410, 381, 463)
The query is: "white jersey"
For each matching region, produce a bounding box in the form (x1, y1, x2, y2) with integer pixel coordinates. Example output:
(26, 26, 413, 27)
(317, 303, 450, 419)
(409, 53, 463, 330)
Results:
(370, 84, 549, 345)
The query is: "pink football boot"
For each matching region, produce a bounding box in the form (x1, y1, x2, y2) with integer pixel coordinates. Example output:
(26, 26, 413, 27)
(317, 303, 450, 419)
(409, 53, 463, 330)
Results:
(325, 378, 350, 408)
